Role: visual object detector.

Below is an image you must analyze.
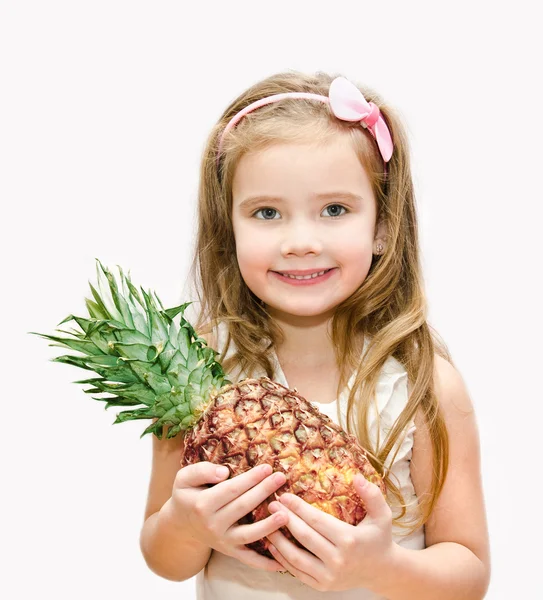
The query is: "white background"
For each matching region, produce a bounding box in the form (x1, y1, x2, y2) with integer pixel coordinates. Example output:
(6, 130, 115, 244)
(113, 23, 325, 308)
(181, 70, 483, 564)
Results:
(2, 1, 542, 598)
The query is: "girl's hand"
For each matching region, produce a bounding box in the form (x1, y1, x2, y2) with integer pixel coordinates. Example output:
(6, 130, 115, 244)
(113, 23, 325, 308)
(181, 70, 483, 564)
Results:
(266, 474, 397, 592)
(165, 461, 289, 573)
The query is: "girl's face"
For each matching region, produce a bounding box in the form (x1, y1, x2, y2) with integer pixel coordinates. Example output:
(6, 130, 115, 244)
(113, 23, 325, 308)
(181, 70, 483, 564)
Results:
(231, 138, 383, 321)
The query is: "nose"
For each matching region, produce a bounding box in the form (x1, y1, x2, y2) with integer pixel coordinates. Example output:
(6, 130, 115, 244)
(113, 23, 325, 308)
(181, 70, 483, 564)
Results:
(279, 220, 323, 257)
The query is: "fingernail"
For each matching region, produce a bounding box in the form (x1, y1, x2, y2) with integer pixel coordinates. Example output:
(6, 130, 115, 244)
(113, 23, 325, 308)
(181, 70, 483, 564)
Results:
(356, 474, 367, 487)
(216, 466, 229, 478)
(273, 472, 286, 484)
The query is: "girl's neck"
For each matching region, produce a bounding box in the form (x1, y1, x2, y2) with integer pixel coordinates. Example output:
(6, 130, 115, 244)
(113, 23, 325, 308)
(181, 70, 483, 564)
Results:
(273, 317, 334, 367)
(272, 317, 365, 369)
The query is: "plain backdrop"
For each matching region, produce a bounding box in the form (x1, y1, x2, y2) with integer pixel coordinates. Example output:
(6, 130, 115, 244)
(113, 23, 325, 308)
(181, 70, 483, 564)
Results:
(2, 1, 542, 598)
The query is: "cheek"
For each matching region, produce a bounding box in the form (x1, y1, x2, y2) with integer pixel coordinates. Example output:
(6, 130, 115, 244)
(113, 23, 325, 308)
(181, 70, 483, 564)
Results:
(235, 233, 272, 278)
(333, 235, 373, 265)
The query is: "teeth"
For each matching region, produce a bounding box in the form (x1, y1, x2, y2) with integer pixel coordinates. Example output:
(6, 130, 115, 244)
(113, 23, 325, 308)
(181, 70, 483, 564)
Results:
(281, 270, 328, 280)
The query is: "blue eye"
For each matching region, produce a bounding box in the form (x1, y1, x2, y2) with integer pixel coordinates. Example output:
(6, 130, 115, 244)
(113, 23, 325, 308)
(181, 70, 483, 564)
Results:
(254, 207, 280, 220)
(253, 204, 349, 220)
(323, 204, 348, 218)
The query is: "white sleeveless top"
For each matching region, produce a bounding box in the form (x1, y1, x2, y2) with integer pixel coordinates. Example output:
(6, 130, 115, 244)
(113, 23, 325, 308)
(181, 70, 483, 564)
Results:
(196, 322, 425, 599)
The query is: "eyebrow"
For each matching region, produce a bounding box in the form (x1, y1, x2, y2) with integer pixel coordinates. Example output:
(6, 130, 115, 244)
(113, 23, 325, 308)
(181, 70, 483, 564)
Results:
(237, 192, 364, 212)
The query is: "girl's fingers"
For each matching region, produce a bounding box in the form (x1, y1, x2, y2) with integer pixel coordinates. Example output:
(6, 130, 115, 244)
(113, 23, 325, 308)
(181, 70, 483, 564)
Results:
(218, 470, 287, 524)
(268, 501, 335, 562)
(210, 464, 275, 511)
(231, 511, 289, 546)
(231, 546, 287, 573)
(175, 461, 231, 490)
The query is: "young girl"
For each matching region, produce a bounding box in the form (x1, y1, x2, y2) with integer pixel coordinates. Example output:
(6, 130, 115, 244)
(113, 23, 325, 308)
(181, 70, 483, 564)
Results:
(139, 70, 491, 599)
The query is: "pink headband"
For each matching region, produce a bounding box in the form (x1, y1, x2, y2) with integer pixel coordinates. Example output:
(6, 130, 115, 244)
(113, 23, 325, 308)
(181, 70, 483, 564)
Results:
(216, 76, 394, 173)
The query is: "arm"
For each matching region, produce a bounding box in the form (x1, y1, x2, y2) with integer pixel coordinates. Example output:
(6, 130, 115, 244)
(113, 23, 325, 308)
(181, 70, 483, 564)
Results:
(375, 541, 488, 600)
(373, 354, 491, 600)
(140, 328, 218, 581)
(139, 431, 211, 582)
(140, 503, 211, 582)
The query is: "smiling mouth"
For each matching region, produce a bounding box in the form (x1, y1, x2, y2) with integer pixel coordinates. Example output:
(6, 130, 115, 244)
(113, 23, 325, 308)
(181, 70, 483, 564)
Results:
(274, 268, 333, 280)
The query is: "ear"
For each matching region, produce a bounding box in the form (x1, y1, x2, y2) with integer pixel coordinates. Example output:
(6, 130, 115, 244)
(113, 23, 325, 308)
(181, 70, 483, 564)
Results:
(374, 219, 388, 252)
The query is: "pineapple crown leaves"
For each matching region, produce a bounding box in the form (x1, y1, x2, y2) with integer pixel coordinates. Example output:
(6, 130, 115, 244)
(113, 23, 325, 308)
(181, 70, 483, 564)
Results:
(28, 258, 232, 440)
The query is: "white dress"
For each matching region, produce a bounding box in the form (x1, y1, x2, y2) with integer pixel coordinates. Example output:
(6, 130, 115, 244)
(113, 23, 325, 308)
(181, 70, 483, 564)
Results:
(196, 322, 425, 599)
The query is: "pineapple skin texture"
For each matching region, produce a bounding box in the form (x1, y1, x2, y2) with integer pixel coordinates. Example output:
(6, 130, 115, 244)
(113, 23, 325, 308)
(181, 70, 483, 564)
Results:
(181, 377, 386, 558)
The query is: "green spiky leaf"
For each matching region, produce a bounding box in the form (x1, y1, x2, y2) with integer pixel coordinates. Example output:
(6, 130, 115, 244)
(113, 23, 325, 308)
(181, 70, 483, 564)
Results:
(29, 259, 232, 439)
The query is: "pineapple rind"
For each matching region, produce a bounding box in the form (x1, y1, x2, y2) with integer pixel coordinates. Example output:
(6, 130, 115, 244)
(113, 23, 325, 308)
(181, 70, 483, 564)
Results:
(181, 377, 386, 559)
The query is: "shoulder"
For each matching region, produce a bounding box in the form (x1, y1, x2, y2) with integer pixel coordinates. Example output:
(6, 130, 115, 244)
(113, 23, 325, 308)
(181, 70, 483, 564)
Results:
(411, 353, 490, 570)
(411, 354, 474, 430)
(433, 353, 474, 416)
(199, 330, 218, 349)
(412, 353, 477, 467)
(197, 323, 219, 351)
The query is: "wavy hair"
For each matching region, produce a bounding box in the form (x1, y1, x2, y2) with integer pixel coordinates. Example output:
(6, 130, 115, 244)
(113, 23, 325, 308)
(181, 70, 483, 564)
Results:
(185, 69, 452, 535)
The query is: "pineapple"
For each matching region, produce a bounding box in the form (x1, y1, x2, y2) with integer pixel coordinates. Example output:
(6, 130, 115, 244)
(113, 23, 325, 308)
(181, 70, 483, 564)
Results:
(30, 259, 385, 558)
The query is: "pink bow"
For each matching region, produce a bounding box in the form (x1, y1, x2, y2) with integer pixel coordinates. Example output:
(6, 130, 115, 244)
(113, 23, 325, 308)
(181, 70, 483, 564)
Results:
(328, 77, 393, 163)
(216, 76, 394, 168)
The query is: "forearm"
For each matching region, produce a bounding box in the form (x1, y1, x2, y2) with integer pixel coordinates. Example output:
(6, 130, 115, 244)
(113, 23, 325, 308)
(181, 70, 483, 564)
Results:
(139, 498, 212, 582)
(372, 542, 490, 600)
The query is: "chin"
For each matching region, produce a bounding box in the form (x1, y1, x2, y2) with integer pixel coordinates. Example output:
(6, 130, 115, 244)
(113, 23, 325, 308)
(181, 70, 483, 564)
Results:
(265, 302, 339, 320)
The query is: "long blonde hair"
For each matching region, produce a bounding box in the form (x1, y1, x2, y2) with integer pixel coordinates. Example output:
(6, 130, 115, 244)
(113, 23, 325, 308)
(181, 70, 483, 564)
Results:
(186, 69, 452, 535)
